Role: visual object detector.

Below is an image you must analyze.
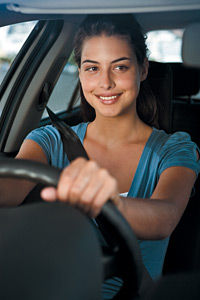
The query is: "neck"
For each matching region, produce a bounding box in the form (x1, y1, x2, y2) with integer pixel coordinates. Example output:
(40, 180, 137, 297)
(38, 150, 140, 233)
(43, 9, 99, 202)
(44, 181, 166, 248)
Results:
(87, 113, 151, 149)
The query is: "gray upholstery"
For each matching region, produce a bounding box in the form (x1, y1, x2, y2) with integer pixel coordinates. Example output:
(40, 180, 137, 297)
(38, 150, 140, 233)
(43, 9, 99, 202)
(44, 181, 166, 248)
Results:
(182, 23, 200, 68)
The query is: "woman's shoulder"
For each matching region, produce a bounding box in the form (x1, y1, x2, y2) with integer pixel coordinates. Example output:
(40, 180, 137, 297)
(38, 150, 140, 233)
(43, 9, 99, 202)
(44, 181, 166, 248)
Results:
(151, 128, 195, 149)
(27, 122, 88, 139)
(151, 128, 200, 176)
(149, 127, 199, 164)
(26, 124, 60, 141)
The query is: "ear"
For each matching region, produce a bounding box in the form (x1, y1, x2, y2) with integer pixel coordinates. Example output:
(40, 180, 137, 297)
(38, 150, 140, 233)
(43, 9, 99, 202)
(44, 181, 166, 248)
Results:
(140, 58, 149, 82)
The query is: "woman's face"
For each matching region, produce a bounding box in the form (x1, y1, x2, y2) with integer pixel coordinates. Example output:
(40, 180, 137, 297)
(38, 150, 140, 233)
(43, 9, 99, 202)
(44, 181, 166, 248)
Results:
(79, 35, 148, 119)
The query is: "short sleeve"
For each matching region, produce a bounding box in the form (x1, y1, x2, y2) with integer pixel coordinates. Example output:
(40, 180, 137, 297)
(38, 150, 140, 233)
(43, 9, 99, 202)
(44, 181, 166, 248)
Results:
(25, 125, 67, 168)
(158, 131, 200, 177)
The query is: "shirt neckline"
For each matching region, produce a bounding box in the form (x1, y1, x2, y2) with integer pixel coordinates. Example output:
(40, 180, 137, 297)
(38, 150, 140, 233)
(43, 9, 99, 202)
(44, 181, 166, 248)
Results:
(79, 123, 158, 195)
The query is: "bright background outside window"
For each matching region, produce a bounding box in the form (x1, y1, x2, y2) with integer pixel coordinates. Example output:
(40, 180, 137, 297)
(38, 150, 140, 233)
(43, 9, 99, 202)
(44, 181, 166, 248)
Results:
(146, 29, 183, 62)
(0, 21, 36, 84)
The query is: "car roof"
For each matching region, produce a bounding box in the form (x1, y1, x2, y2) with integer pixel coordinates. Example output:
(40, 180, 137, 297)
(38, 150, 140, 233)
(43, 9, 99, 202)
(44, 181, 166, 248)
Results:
(1, 0, 200, 14)
(0, 0, 200, 32)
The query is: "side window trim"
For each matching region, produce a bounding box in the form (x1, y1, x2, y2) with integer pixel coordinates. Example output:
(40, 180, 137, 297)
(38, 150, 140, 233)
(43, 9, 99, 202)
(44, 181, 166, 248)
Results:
(0, 20, 64, 151)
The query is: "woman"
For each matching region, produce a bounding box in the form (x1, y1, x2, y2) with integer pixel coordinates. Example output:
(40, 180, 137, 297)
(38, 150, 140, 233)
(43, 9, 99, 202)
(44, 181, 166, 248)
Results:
(1, 14, 199, 299)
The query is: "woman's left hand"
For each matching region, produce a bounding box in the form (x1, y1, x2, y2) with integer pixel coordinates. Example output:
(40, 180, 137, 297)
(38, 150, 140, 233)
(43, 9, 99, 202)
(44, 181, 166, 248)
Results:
(41, 157, 121, 218)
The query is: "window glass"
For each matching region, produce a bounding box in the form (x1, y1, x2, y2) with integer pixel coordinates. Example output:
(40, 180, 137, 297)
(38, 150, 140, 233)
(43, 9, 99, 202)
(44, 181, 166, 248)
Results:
(0, 22, 79, 117)
(146, 29, 184, 62)
(42, 52, 80, 119)
(0, 21, 36, 84)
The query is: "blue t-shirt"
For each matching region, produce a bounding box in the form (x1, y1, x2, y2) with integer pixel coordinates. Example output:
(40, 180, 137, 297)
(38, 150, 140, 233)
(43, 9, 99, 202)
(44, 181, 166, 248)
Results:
(26, 123, 200, 298)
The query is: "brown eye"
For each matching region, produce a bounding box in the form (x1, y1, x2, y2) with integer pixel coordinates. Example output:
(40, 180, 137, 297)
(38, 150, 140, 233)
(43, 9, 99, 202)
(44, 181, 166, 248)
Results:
(115, 65, 129, 71)
(86, 66, 98, 72)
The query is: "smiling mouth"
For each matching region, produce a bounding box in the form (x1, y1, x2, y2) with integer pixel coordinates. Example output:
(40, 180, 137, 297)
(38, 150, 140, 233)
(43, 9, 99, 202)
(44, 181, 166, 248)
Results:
(96, 94, 122, 104)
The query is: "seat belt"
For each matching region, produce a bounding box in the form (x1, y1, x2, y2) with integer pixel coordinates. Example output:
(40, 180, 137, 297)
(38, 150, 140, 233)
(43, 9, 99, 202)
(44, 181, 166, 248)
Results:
(46, 106, 88, 162)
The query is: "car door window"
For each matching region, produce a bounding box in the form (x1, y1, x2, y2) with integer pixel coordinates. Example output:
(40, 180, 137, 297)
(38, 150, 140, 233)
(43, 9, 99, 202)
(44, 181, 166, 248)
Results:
(0, 21, 36, 85)
(42, 53, 80, 119)
(0, 21, 80, 119)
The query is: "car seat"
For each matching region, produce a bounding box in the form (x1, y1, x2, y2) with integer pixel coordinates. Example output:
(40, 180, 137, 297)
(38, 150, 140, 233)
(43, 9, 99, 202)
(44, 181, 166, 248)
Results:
(133, 58, 200, 278)
(147, 61, 173, 133)
(139, 22, 200, 300)
(163, 62, 200, 275)
(170, 62, 200, 147)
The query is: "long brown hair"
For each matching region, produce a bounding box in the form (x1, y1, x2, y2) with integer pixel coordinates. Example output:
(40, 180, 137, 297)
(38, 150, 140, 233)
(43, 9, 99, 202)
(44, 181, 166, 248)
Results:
(73, 14, 159, 128)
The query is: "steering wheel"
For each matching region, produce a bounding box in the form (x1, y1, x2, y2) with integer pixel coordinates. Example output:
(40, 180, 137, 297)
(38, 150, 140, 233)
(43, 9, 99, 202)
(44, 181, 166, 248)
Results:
(0, 158, 151, 299)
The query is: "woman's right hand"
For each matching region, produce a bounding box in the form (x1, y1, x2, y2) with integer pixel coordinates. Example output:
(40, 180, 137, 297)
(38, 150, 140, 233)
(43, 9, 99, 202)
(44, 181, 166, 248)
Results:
(41, 157, 121, 218)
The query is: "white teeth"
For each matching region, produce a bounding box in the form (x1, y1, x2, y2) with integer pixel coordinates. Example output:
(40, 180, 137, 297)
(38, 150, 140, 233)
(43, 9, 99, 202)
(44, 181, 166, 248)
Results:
(99, 95, 118, 100)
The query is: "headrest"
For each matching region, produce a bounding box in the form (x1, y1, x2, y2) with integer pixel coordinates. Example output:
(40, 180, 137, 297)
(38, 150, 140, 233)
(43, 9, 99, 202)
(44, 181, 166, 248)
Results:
(182, 23, 200, 68)
(168, 63, 199, 97)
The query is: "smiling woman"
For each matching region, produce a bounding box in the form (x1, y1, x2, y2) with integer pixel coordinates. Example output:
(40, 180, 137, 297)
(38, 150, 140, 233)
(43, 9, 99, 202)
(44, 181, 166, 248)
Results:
(74, 14, 158, 127)
(0, 13, 200, 300)
(78, 34, 148, 120)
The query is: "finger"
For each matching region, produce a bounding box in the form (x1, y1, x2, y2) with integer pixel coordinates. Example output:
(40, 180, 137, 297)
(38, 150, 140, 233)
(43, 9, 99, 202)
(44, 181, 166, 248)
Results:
(68, 160, 100, 204)
(41, 187, 57, 202)
(73, 169, 110, 216)
(93, 177, 119, 217)
(81, 171, 119, 218)
(57, 157, 86, 202)
(80, 168, 109, 203)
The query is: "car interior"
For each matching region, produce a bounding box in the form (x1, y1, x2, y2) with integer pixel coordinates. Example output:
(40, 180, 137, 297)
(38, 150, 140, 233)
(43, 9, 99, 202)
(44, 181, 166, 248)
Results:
(0, 1, 200, 299)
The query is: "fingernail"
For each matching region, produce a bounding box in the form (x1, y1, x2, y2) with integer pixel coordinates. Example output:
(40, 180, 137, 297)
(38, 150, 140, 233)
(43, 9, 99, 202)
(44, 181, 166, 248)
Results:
(41, 187, 57, 201)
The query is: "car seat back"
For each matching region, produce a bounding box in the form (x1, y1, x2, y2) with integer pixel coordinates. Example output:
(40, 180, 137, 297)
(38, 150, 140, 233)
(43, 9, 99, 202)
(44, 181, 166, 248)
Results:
(169, 62, 200, 147)
(169, 62, 199, 103)
(163, 62, 200, 275)
(147, 61, 173, 133)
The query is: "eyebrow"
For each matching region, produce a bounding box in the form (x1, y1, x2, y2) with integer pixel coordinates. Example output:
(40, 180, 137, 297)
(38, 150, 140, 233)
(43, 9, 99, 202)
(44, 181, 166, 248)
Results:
(82, 57, 131, 65)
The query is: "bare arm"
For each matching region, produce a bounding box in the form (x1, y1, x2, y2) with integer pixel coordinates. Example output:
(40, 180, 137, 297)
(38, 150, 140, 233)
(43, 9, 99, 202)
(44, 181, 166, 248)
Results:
(118, 166, 196, 240)
(0, 139, 48, 206)
(41, 157, 197, 240)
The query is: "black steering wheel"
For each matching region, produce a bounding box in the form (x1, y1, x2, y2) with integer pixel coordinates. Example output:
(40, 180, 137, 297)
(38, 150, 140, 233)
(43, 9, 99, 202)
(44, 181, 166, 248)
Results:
(0, 158, 152, 299)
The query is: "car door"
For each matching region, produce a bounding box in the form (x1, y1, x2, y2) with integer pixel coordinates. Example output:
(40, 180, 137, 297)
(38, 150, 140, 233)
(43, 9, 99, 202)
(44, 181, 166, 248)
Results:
(0, 16, 83, 156)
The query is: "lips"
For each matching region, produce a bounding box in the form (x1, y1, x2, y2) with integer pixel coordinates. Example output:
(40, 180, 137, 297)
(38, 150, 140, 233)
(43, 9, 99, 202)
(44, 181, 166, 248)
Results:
(96, 93, 122, 104)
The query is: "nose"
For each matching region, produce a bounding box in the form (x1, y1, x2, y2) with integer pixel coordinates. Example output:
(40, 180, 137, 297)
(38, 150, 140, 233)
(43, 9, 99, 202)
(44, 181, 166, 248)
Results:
(99, 70, 115, 90)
